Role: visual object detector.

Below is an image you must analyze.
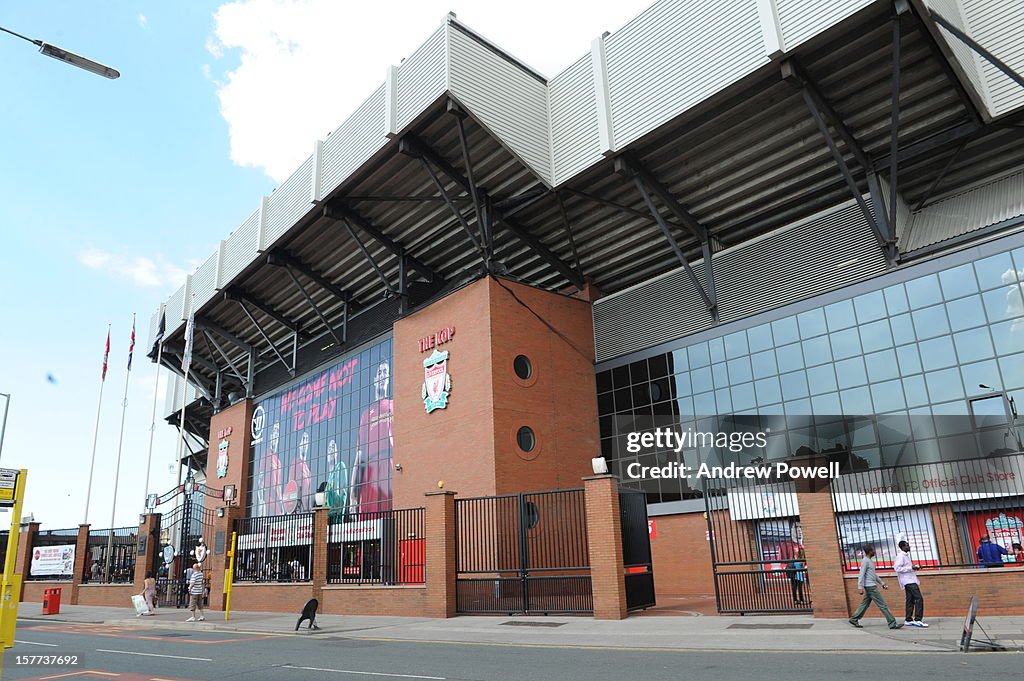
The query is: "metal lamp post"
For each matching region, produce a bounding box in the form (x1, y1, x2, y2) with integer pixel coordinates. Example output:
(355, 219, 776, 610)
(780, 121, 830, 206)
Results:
(0, 25, 119, 79)
(0, 393, 9, 464)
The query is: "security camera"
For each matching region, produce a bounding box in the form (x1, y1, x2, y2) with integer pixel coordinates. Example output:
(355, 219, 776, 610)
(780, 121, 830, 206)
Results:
(394, 463, 403, 471)
(591, 457, 609, 475)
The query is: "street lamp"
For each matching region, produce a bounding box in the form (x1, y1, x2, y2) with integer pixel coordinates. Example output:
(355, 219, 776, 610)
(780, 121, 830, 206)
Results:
(0, 393, 9, 465)
(0, 25, 119, 79)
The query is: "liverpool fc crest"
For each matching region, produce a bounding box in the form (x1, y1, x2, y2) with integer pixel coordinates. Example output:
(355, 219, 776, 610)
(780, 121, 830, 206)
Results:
(422, 349, 452, 413)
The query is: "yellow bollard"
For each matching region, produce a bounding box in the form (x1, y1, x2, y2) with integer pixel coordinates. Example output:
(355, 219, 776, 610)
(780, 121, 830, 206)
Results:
(224, 531, 236, 621)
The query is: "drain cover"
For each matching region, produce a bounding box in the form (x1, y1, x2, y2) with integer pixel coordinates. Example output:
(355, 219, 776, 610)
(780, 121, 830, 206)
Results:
(727, 623, 813, 630)
(500, 621, 566, 628)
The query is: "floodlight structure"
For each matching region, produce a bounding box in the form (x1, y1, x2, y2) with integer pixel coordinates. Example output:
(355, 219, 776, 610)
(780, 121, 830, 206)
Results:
(0, 25, 119, 79)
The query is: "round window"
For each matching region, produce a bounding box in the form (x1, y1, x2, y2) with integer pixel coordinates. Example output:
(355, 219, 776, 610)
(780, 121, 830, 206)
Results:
(517, 426, 536, 453)
(513, 355, 532, 380)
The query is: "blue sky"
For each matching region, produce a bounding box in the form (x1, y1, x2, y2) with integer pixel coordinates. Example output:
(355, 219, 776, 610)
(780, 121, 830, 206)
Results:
(0, 0, 653, 529)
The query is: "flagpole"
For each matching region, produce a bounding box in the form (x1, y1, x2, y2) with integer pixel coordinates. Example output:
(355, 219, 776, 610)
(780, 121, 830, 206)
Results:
(143, 305, 166, 506)
(105, 314, 135, 582)
(83, 324, 110, 525)
(176, 296, 195, 489)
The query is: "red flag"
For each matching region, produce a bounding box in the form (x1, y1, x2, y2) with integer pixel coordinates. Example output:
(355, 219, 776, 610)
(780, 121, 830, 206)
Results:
(102, 327, 110, 381)
(127, 315, 136, 371)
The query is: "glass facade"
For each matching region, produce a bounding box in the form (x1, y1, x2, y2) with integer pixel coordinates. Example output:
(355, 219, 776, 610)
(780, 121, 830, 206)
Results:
(597, 243, 1024, 506)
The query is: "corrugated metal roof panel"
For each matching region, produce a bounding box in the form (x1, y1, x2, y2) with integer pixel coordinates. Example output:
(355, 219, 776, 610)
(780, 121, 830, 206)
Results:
(962, 0, 1024, 117)
(777, 0, 874, 51)
(550, 55, 602, 186)
(320, 85, 387, 195)
(923, 0, 990, 109)
(396, 25, 448, 131)
(222, 210, 260, 285)
(191, 252, 218, 313)
(265, 155, 314, 245)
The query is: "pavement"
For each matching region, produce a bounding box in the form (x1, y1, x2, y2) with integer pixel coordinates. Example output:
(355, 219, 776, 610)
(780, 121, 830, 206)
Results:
(15, 602, 1024, 654)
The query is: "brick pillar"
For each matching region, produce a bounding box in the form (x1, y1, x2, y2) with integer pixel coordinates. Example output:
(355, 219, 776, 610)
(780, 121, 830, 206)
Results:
(424, 490, 457, 618)
(68, 524, 90, 605)
(311, 507, 329, 604)
(208, 505, 244, 611)
(796, 486, 849, 618)
(14, 522, 38, 601)
(133, 514, 160, 589)
(583, 475, 627, 620)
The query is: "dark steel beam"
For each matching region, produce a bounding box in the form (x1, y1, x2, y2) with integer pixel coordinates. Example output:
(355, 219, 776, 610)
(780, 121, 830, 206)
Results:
(222, 286, 306, 341)
(493, 185, 549, 215)
(159, 353, 214, 403)
(450, 102, 487, 253)
(322, 204, 442, 284)
(561, 187, 697, 235)
(556, 192, 584, 282)
(873, 121, 979, 169)
(231, 297, 294, 376)
(266, 249, 362, 313)
(888, 7, 903, 266)
(201, 328, 247, 388)
(339, 215, 398, 295)
(913, 138, 968, 211)
(195, 318, 252, 355)
(163, 341, 219, 375)
(930, 9, 1024, 91)
(416, 156, 486, 256)
(280, 264, 345, 348)
(909, 3, 983, 125)
(614, 155, 708, 243)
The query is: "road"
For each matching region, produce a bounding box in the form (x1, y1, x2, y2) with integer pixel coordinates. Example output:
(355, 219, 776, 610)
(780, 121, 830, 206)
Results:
(2, 619, 1016, 681)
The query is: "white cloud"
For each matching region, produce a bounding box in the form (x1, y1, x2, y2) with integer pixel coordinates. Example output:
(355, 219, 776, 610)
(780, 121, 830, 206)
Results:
(138, 14, 148, 28)
(77, 247, 191, 289)
(205, 0, 653, 182)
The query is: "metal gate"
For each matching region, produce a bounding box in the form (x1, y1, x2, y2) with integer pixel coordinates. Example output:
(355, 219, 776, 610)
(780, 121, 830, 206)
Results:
(149, 480, 217, 608)
(456, 489, 592, 614)
(619, 489, 655, 611)
(704, 478, 812, 614)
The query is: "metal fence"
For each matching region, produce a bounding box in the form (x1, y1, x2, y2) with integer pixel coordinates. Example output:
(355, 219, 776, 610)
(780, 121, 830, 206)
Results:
(85, 527, 138, 584)
(233, 513, 314, 582)
(831, 453, 1024, 571)
(327, 507, 425, 585)
(27, 528, 79, 581)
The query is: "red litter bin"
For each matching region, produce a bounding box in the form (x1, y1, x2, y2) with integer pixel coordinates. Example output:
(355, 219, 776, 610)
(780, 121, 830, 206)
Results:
(42, 587, 61, 615)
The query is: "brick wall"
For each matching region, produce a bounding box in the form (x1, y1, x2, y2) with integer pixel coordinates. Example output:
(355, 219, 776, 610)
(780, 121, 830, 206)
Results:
(22, 581, 70, 606)
(843, 567, 1024, 617)
(208, 399, 255, 505)
(320, 586, 428, 616)
(227, 583, 315, 613)
(76, 584, 137, 608)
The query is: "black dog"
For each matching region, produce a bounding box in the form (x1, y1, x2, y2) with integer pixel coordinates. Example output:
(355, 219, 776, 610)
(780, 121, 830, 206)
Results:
(295, 598, 320, 631)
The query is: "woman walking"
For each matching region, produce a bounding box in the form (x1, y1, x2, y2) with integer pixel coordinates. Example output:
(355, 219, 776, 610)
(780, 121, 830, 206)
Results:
(141, 571, 158, 615)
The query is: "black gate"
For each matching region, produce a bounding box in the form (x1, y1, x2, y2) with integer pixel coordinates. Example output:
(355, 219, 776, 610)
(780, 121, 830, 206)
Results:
(619, 489, 655, 611)
(704, 478, 812, 614)
(149, 480, 218, 608)
(456, 489, 592, 614)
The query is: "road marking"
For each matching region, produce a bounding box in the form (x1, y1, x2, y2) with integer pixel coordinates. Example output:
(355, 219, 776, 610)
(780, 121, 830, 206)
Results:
(40, 672, 119, 680)
(96, 649, 213, 662)
(15, 639, 59, 646)
(281, 664, 445, 679)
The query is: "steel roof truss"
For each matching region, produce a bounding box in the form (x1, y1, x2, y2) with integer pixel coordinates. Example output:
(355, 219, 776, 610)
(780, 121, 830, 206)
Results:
(223, 287, 306, 341)
(267, 249, 361, 313)
(555, 192, 584, 281)
(159, 353, 214, 403)
(201, 328, 248, 390)
(417, 155, 487, 258)
(887, 6, 903, 266)
(274, 260, 346, 348)
(451, 103, 488, 256)
(914, 138, 968, 211)
(233, 297, 296, 377)
(929, 9, 1024, 93)
(323, 205, 441, 285)
(340, 215, 399, 297)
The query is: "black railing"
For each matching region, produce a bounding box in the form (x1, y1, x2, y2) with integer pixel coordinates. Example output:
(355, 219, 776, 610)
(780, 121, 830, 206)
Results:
(831, 453, 1024, 571)
(85, 527, 138, 584)
(714, 562, 814, 614)
(233, 513, 314, 582)
(27, 528, 79, 582)
(327, 507, 425, 585)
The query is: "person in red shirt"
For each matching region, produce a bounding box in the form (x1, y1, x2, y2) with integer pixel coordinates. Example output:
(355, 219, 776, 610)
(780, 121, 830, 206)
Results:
(346, 360, 393, 518)
(257, 422, 283, 516)
(284, 431, 313, 513)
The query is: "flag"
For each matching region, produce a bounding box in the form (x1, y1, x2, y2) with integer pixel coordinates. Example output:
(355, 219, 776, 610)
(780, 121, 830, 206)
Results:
(182, 307, 195, 372)
(101, 327, 110, 381)
(127, 314, 136, 371)
(147, 308, 166, 360)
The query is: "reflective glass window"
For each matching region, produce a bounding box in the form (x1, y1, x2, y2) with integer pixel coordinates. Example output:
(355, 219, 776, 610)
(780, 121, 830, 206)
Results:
(693, 391, 716, 416)
(906, 274, 943, 309)
(871, 379, 906, 413)
(724, 330, 749, 359)
(932, 400, 971, 438)
(830, 327, 862, 360)
(747, 323, 774, 354)
(825, 299, 856, 331)
(687, 342, 711, 369)
(1013, 247, 1024, 277)
(670, 348, 689, 372)
(903, 375, 929, 408)
(912, 304, 950, 340)
(835, 357, 868, 389)
(877, 412, 912, 445)
(715, 388, 732, 414)
(895, 344, 922, 376)
(982, 284, 1024, 322)
(953, 327, 995, 364)
(990, 319, 1024, 356)
(731, 383, 757, 412)
(802, 336, 832, 367)
(712, 362, 729, 389)
(629, 359, 649, 383)
(998, 352, 1024, 390)
(939, 262, 979, 300)
(597, 371, 613, 393)
(849, 417, 878, 447)
(649, 354, 670, 378)
(806, 363, 838, 395)
(865, 349, 899, 383)
(709, 337, 726, 364)
(891, 313, 916, 345)
(859, 318, 894, 353)
(919, 336, 956, 371)
(925, 367, 964, 403)
(677, 397, 695, 419)
(727, 356, 753, 384)
(974, 252, 1016, 290)
(946, 295, 988, 332)
(780, 370, 809, 401)
(772, 316, 800, 345)
(776, 342, 805, 373)
(841, 387, 873, 415)
(853, 290, 887, 324)
(960, 358, 1002, 393)
(798, 308, 828, 339)
(811, 392, 842, 415)
(784, 399, 812, 417)
(750, 349, 778, 379)
(755, 376, 782, 406)
(612, 365, 630, 387)
(673, 372, 692, 398)
(884, 283, 910, 315)
(691, 366, 713, 394)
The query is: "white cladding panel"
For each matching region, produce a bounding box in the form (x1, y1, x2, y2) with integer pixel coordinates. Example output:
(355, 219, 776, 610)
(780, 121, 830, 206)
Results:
(222, 210, 260, 285)
(448, 26, 552, 184)
(904, 170, 1024, 252)
(164, 374, 198, 419)
(147, 309, 162, 352)
(166, 284, 186, 333)
(550, 55, 603, 186)
(962, 0, 1024, 117)
(396, 26, 448, 131)
(191, 252, 218, 312)
(605, 0, 769, 151)
(923, 0, 989, 109)
(265, 155, 314, 245)
(776, 0, 874, 51)
(321, 85, 388, 196)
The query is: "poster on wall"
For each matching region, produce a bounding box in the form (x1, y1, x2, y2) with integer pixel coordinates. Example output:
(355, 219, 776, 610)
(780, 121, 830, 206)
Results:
(250, 338, 394, 520)
(30, 544, 75, 577)
(962, 510, 1024, 564)
(837, 507, 940, 570)
(757, 518, 800, 576)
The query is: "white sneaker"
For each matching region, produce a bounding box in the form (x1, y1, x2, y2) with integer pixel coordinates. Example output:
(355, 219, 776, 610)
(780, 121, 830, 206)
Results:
(905, 620, 915, 626)
(198, 616, 205, 621)
(916, 621, 929, 627)
(186, 617, 195, 622)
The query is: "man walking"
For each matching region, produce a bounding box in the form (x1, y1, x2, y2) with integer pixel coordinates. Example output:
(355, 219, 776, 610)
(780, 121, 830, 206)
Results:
(849, 545, 903, 630)
(894, 540, 927, 627)
(186, 563, 205, 622)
